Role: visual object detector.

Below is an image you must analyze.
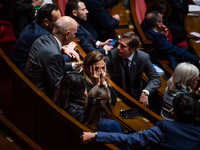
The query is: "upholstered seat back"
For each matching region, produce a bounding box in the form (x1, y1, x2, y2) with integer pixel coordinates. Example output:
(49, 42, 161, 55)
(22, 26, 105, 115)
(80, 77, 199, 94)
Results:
(135, 0, 147, 24)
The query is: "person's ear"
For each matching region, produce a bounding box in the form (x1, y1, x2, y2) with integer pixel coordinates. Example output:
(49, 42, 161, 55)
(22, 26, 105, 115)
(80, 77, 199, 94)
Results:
(43, 18, 50, 27)
(72, 10, 78, 17)
(129, 47, 135, 52)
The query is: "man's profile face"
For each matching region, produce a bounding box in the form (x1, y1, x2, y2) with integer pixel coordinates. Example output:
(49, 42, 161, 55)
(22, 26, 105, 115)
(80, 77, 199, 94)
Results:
(48, 10, 61, 33)
(117, 38, 135, 58)
(77, 2, 88, 21)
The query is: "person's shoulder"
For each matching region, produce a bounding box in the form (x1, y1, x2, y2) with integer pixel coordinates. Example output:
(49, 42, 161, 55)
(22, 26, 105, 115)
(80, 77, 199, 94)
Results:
(135, 49, 149, 58)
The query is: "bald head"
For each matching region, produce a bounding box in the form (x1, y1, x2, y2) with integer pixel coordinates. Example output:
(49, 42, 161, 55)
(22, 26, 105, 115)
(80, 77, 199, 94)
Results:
(145, 11, 162, 29)
(53, 16, 77, 45)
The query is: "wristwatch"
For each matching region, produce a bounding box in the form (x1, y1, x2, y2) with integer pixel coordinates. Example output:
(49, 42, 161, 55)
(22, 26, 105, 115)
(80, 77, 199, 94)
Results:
(143, 91, 148, 96)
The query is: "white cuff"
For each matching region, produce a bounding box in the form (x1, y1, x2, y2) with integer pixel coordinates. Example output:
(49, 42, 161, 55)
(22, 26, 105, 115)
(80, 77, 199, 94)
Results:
(96, 41, 101, 48)
(142, 90, 149, 96)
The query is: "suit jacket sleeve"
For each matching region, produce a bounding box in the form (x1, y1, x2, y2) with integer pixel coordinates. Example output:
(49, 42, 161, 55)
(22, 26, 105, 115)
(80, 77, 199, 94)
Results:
(143, 54, 161, 95)
(15, 0, 33, 14)
(76, 28, 106, 55)
(96, 121, 166, 148)
(88, 0, 119, 31)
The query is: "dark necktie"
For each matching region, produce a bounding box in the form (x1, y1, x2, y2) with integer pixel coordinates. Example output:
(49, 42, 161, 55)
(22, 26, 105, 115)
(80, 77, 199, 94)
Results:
(124, 58, 130, 91)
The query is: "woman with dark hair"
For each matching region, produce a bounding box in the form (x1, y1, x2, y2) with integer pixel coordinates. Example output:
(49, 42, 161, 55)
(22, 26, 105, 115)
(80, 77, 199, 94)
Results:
(54, 72, 87, 122)
(83, 51, 117, 106)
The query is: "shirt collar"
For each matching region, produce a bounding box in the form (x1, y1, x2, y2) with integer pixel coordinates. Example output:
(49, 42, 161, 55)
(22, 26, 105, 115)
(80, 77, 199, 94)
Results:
(123, 51, 135, 62)
(53, 35, 62, 51)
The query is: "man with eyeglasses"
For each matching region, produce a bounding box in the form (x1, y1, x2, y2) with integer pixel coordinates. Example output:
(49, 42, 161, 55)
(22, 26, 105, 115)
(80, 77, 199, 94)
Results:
(10, 4, 79, 73)
(25, 16, 80, 99)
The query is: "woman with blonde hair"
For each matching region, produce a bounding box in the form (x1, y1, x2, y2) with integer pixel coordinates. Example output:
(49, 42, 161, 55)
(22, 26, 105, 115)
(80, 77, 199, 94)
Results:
(161, 62, 200, 120)
(83, 51, 117, 106)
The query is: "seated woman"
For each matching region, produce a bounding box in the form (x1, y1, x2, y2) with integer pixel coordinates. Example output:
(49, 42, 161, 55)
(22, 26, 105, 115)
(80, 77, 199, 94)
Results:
(161, 62, 200, 120)
(82, 85, 130, 150)
(83, 51, 117, 106)
(54, 72, 87, 122)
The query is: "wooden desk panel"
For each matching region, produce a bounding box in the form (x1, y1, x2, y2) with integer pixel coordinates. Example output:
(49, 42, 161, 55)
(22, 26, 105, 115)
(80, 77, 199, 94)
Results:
(112, 100, 154, 132)
(185, 12, 200, 57)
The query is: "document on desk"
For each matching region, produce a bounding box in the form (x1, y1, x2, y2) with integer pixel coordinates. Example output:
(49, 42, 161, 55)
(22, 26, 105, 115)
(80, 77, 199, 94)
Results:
(190, 32, 200, 37)
(189, 4, 200, 12)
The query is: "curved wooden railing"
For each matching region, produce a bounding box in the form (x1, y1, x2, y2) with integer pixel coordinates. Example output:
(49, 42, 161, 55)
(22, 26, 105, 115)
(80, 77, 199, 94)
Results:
(0, 47, 119, 150)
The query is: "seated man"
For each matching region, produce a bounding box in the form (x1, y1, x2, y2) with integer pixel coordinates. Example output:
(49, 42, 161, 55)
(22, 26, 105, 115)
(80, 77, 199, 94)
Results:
(83, 0, 120, 40)
(10, 4, 78, 73)
(65, 0, 114, 55)
(25, 16, 81, 99)
(106, 31, 161, 106)
(81, 93, 200, 150)
(143, 11, 200, 70)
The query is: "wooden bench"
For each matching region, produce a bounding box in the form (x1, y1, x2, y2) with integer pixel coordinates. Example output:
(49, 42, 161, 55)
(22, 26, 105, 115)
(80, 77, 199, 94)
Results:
(0, 47, 119, 150)
(0, 109, 43, 150)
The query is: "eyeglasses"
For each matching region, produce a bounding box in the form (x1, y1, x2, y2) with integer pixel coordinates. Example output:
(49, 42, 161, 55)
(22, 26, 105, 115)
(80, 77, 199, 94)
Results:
(47, 18, 57, 22)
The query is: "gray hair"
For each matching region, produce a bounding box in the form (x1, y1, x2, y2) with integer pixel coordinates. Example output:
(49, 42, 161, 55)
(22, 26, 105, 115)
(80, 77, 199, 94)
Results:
(168, 62, 199, 92)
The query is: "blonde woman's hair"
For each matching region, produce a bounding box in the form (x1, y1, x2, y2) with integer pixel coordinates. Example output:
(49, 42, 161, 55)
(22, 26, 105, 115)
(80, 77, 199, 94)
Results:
(83, 51, 110, 85)
(168, 62, 199, 92)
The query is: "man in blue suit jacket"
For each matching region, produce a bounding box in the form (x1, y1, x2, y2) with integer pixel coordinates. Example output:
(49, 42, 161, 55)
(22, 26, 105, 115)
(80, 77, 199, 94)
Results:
(65, 0, 114, 55)
(10, 4, 78, 73)
(144, 11, 200, 70)
(81, 93, 200, 150)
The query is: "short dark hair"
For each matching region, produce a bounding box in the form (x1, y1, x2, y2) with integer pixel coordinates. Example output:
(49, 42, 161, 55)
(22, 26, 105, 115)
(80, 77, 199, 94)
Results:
(120, 31, 140, 49)
(65, 0, 83, 16)
(145, 11, 161, 29)
(173, 93, 198, 123)
(38, 4, 59, 24)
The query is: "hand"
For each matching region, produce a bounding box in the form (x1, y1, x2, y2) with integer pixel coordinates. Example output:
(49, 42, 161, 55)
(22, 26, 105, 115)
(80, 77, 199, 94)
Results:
(62, 42, 80, 61)
(161, 25, 168, 37)
(90, 65, 101, 85)
(73, 62, 83, 71)
(112, 14, 120, 21)
(99, 39, 113, 47)
(195, 87, 200, 97)
(99, 67, 107, 86)
(103, 45, 113, 52)
(80, 132, 96, 145)
(32, 0, 44, 7)
(139, 92, 149, 106)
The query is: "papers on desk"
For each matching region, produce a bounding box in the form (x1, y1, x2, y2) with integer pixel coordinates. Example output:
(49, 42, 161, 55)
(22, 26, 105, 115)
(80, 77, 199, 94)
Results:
(153, 64, 165, 75)
(190, 32, 200, 43)
(189, 4, 200, 12)
(190, 32, 200, 37)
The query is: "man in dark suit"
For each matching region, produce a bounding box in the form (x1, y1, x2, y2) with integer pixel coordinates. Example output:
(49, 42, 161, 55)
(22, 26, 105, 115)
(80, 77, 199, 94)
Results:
(83, 0, 120, 40)
(81, 93, 200, 150)
(144, 11, 200, 70)
(107, 31, 161, 106)
(25, 16, 81, 99)
(65, 0, 114, 55)
(10, 4, 79, 73)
